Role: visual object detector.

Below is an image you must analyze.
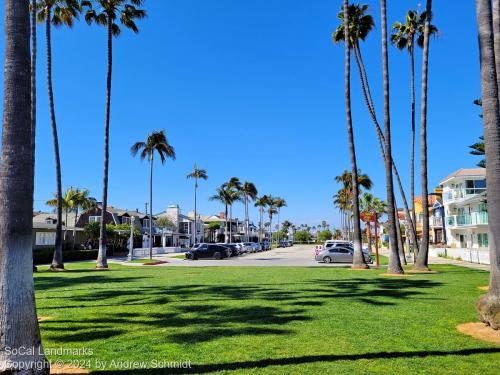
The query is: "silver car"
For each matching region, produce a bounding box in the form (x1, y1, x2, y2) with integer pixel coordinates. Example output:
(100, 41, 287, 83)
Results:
(315, 246, 372, 264)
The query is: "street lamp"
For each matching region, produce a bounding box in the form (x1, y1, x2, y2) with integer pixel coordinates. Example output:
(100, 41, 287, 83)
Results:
(128, 216, 135, 261)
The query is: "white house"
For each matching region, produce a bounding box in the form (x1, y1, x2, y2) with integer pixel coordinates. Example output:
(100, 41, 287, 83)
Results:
(441, 168, 488, 250)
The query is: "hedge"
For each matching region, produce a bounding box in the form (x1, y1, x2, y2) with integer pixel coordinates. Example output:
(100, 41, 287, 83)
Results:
(33, 248, 98, 265)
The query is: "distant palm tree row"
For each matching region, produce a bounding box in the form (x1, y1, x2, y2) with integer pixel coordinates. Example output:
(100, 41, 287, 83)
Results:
(333, 1, 437, 273)
(32, 0, 146, 269)
(210, 178, 286, 244)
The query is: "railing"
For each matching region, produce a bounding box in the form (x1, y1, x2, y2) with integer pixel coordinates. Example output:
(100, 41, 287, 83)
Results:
(430, 217, 443, 227)
(444, 188, 486, 202)
(446, 212, 488, 227)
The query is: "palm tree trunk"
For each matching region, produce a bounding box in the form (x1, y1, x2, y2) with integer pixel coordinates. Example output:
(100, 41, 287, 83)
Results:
(476, 0, 500, 329)
(31, 0, 37, 272)
(97, 18, 113, 269)
(367, 222, 372, 252)
(381, 0, 403, 274)
(342, 2, 364, 266)
(149, 153, 153, 260)
(72, 206, 78, 249)
(229, 205, 233, 243)
(415, 0, 433, 271)
(194, 178, 197, 245)
(0, 0, 49, 371)
(493, 0, 500, 95)
(353, 44, 419, 256)
(224, 204, 228, 243)
(409, 44, 418, 256)
(394, 201, 407, 265)
(45, 7, 64, 270)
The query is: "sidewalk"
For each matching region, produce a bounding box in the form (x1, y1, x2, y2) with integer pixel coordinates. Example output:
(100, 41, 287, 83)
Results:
(378, 248, 490, 271)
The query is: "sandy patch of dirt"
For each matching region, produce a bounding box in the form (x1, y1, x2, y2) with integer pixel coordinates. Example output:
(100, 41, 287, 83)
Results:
(379, 273, 415, 277)
(478, 286, 489, 291)
(37, 316, 52, 322)
(457, 322, 500, 345)
(51, 365, 89, 374)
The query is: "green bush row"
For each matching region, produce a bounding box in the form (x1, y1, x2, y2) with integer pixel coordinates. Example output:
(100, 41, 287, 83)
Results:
(33, 248, 98, 265)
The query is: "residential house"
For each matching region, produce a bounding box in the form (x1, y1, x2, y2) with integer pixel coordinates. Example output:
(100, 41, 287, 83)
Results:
(413, 189, 445, 245)
(441, 168, 488, 249)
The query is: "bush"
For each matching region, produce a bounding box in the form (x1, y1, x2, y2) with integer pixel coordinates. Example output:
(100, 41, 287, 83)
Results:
(33, 248, 98, 265)
(317, 230, 332, 242)
(294, 230, 311, 243)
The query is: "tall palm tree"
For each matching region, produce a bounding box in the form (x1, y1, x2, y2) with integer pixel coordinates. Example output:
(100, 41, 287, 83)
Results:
(381, 0, 403, 274)
(223, 177, 242, 243)
(475, 0, 500, 329)
(31, 0, 37, 272)
(333, 3, 418, 259)
(240, 181, 258, 241)
(391, 10, 438, 261)
(186, 164, 208, 244)
(36, 0, 80, 270)
(0, 0, 49, 370)
(210, 186, 234, 243)
(254, 195, 269, 242)
(71, 189, 97, 249)
(47, 187, 78, 255)
(360, 192, 375, 252)
(414, 0, 433, 271)
(82, 0, 145, 268)
(274, 197, 287, 244)
(131, 130, 176, 260)
(267, 198, 278, 245)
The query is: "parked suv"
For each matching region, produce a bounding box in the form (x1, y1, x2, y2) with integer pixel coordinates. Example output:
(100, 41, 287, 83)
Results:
(186, 244, 230, 260)
(315, 246, 372, 264)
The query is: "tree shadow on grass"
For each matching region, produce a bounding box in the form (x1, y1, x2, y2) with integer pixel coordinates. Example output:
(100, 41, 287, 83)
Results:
(91, 348, 500, 374)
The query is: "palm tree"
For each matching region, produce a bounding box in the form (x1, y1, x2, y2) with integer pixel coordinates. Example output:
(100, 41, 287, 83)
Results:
(223, 177, 242, 243)
(0, 0, 49, 370)
(391, 10, 438, 260)
(186, 164, 208, 244)
(475, 0, 500, 329)
(360, 192, 375, 252)
(254, 195, 269, 242)
(36, 0, 80, 270)
(71, 189, 97, 249)
(274, 197, 287, 244)
(82, 0, 145, 268)
(45, 188, 76, 270)
(267, 203, 278, 244)
(210, 186, 234, 243)
(131, 130, 176, 260)
(240, 181, 258, 241)
(31, 0, 37, 272)
(414, 0, 433, 272)
(333, 3, 418, 260)
(380, 0, 403, 274)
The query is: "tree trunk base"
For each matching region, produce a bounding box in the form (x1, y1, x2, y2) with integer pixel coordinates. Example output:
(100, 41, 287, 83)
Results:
(379, 273, 413, 277)
(408, 269, 437, 274)
(95, 265, 109, 270)
(476, 294, 500, 330)
(351, 264, 370, 270)
(413, 265, 431, 272)
(49, 264, 65, 271)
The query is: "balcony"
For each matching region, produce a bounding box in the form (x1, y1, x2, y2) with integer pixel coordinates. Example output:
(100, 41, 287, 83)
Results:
(446, 212, 488, 228)
(443, 188, 486, 203)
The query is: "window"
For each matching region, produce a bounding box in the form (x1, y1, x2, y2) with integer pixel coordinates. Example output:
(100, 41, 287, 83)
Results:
(143, 219, 150, 228)
(466, 179, 486, 194)
(122, 217, 131, 225)
(478, 233, 489, 248)
(89, 216, 101, 223)
(36, 232, 56, 246)
(45, 219, 54, 224)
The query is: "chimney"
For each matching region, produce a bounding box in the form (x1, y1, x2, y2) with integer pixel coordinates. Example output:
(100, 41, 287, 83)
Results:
(219, 212, 225, 219)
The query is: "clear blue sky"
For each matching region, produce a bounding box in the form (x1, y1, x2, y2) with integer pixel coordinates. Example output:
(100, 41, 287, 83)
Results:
(0, 1, 482, 228)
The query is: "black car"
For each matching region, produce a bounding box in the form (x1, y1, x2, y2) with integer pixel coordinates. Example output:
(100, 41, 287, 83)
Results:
(223, 244, 239, 257)
(185, 244, 230, 260)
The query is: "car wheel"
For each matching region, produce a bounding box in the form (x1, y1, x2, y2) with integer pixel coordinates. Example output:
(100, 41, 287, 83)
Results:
(323, 256, 332, 263)
(214, 252, 222, 260)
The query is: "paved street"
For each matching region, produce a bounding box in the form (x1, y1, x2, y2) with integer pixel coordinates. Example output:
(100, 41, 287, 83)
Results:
(124, 244, 352, 267)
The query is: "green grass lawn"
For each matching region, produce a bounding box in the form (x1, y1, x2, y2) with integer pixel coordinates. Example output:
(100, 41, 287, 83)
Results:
(34, 260, 499, 374)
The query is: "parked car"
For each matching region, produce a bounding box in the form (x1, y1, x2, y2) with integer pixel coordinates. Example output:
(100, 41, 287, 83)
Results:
(324, 240, 352, 249)
(277, 241, 286, 248)
(260, 242, 271, 251)
(243, 242, 256, 253)
(286, 240, 293, 247)
(224, 244, 240, 257)
(233, 243, 246, 254)
(315, 246, 372, 264)
(252, 242, 262, 252)
(186, 244, 231, 260)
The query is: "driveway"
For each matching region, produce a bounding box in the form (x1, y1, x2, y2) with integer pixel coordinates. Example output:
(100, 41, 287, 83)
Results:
(149, 245, 352, 267)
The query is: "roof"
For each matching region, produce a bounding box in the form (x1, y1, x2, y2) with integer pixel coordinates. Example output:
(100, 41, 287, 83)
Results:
(441, 168, 486, 184)
(33, 213, 57, 223)
(33, 222, 84, 231)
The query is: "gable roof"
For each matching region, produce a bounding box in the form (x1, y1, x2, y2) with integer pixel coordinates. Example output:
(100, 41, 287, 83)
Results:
(441, 168, 486, 185)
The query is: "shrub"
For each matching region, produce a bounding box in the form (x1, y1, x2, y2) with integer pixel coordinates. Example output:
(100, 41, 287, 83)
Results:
(33, 248, 98, 265)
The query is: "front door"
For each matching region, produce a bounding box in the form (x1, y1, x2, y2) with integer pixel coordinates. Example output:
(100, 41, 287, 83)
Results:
(460, 235, 465, 248)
